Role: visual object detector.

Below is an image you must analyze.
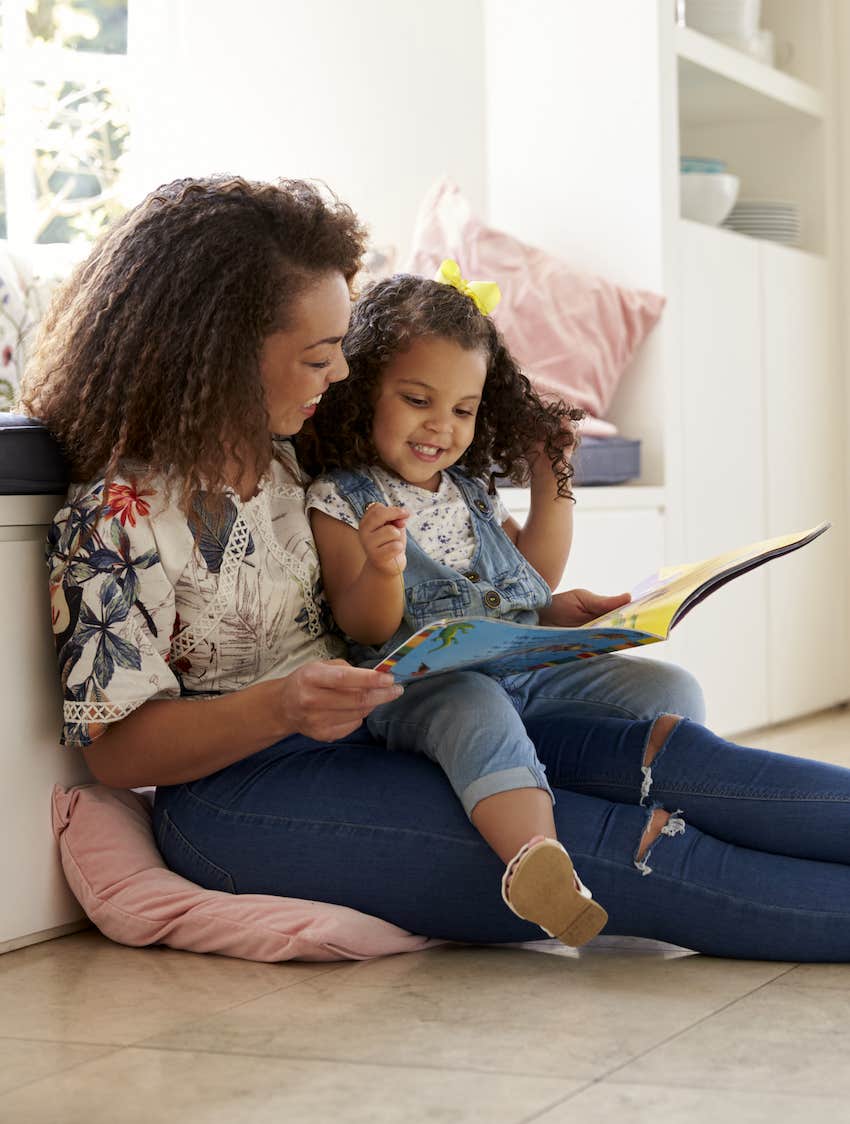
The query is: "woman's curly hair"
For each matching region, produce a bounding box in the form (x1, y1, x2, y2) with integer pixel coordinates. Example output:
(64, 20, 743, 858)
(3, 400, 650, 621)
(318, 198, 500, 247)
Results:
(298, 274, 584, 497)
(19, 175, 367, 510)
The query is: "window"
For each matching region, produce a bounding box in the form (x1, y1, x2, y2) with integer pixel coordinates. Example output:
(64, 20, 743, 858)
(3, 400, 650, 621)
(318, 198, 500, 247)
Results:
(0, 0, 130, 249)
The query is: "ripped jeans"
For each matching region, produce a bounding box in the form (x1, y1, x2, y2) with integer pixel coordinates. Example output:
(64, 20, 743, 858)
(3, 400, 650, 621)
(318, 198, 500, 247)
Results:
(154, 673, 850, 961)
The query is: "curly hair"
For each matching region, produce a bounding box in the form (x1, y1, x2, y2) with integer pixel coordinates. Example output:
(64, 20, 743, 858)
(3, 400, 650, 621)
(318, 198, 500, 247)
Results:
(297, 274, 584, 497)
(19, 175, 367, 510)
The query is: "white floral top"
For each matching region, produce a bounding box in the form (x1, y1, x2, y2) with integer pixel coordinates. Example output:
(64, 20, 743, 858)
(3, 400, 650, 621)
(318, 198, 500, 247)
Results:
(47, 442, 343, 748)
(306, 466, 510, 573)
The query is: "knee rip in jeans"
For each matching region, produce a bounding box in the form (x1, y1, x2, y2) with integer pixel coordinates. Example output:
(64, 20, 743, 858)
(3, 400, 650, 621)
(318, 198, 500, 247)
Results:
(634, 803, 686, 876)
(635, 714, 685, 874)
(639, 713, 683, 806)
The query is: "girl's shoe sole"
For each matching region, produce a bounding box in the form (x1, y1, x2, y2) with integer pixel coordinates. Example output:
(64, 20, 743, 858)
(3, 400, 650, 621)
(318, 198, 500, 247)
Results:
(507, 841, 608, 947)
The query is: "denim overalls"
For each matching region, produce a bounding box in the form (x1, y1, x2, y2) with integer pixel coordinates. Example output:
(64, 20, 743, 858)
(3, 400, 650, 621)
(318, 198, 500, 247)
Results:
(328, 466, 562, 816)
(329, 466, 552, 665)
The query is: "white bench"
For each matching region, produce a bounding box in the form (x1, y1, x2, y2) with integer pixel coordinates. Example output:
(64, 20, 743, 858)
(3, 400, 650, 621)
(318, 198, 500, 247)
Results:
(0, 492, 90, 952)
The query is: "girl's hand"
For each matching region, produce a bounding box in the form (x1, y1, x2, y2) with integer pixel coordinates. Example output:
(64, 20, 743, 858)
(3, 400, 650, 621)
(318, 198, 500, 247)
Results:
(540, 588, 631, 627)
(359, 502, 409, 577)
(276, 659, 403, 741)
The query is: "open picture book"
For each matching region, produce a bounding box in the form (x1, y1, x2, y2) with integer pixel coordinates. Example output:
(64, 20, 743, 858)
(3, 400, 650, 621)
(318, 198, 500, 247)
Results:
(374, 522, 831, 683)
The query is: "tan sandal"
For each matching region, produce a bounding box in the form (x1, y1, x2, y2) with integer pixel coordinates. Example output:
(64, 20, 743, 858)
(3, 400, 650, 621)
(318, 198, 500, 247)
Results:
(501, 838, 608, 947)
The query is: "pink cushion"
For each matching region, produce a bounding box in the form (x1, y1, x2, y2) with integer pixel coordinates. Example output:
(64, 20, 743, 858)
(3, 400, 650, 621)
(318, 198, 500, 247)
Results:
(406, 180, 665, 421)
(52, 784, 439, 962)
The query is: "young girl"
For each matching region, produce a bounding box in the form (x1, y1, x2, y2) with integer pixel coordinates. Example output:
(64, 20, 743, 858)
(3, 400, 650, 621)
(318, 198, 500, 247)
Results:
(301, 262, 609, 946)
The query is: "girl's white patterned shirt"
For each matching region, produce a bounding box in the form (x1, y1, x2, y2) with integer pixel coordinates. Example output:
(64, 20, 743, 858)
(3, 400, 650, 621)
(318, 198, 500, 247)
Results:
(305, 466, 509, 573)
(47, 442, 344, 748)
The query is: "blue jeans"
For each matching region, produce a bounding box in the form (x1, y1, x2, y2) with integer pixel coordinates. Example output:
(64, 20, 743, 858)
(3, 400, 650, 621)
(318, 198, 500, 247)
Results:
(367, 657, 705, 816)
(154, 656, 850, 961)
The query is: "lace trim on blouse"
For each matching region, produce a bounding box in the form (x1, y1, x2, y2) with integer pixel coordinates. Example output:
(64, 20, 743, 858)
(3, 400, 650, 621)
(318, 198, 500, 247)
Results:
(170, 512, 253, 659)
(63, 699, 143, 725)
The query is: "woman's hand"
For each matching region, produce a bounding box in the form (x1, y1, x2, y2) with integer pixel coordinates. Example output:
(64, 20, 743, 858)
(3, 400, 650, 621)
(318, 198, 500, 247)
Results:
(275, 658, 403, 741)
(539, 588, 631, 627)
(358, 502, 409, 577)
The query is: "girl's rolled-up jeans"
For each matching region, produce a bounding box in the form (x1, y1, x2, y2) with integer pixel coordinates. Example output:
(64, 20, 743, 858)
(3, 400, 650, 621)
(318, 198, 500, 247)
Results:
(154, 654, 850, 961)
(366, 656, 705, 817)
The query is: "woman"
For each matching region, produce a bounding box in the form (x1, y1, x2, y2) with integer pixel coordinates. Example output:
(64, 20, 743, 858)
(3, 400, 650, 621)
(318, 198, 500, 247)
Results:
(22, 176, 850, 961)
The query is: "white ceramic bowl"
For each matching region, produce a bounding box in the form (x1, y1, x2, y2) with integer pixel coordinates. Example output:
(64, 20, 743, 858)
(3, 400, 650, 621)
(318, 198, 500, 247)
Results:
(680, 172, 740, 225)
(685, 0, 760, 37)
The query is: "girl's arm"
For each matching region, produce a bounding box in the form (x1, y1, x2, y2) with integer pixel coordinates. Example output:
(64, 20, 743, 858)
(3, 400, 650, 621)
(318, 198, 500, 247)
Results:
(311, 504, 408, 646)
(81, 660, 403, 789)
(501, 453, 572, 590)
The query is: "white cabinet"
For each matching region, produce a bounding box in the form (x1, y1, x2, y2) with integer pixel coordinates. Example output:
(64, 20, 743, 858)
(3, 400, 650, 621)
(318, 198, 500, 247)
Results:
(674, 222, 847, 733)
(567, 509, 665, 597)
(761, 243, 847, 721)
(676, 220, 769, 733)
(485, 0, 848, 736)
(501, 488, 666, 599)
(0, 496, 90, 952)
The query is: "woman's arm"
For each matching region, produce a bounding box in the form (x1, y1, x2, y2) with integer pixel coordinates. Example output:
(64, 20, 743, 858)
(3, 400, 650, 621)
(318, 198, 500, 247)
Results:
(310, 505, 408, 646)
(82, 660, 403, 789)
(501, 453, 572, 590)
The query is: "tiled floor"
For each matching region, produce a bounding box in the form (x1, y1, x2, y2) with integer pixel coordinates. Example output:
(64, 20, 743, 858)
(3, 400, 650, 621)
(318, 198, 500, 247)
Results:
(1, 707, 849, 1123)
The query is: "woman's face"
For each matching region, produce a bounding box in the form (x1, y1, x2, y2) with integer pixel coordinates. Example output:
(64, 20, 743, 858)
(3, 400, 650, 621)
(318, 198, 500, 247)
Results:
(259, 271, 352, 436)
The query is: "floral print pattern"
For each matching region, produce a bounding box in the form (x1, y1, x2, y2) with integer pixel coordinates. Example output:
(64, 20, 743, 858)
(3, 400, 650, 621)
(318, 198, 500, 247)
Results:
(0, 247, 73, 411)
(47, 445, 343, 748)
(306, 465, 510, 572)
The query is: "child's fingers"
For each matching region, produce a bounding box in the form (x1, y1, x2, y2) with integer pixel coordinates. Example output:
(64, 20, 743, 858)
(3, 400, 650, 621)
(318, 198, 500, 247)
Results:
(364, 529, 407, 573)
(362, 522, 406, 552)
(368, 538, 407, 566)
(360, 503, 409, 532)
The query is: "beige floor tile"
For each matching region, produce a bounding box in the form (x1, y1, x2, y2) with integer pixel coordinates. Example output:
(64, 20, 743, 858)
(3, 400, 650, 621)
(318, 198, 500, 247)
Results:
(0, 930, 349, 1045)
(774, 963, 850, 989)
(609, 981, 850, 1095)
(0, 1037, 116, 1095)
(532, 1081, 850, 1124)
(0, 1046, 580, 1124)
(740, 706, 850, 767)
(142, 945, 787, 1081)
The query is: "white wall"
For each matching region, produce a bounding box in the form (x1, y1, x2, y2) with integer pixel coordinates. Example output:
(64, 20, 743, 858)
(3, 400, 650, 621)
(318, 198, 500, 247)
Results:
(128, 0, 487, 260)
(484, 0, 672, 486)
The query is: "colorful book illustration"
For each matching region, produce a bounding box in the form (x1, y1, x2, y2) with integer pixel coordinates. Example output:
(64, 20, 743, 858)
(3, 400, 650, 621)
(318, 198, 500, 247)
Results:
(374, 522, 830, 683)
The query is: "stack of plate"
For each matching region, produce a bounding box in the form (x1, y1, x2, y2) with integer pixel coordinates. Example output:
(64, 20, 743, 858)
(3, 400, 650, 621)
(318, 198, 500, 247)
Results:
(722, 199, 800, 245)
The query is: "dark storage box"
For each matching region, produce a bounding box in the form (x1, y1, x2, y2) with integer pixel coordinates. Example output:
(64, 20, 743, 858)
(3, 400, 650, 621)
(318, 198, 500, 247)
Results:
(0, 414, 69, 495)
(572, 436, 641, 486)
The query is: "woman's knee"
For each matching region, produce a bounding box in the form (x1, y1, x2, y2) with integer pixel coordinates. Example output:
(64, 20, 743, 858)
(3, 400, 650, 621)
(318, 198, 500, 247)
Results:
(634, 804, 686, 874)
(648, 661, 705, 724)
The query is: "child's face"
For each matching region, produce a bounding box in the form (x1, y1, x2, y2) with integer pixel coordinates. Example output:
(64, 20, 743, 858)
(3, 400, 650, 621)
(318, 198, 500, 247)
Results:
(371, 336, 487, 492)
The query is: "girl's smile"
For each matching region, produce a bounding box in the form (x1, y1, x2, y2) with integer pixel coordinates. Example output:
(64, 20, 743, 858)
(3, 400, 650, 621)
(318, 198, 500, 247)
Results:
(371, 336, 487, 492)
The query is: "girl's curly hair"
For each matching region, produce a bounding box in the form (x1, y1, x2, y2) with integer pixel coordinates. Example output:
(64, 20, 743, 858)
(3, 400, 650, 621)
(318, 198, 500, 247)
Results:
(19, 175, 367, 510)
(297, 274, 584, 497)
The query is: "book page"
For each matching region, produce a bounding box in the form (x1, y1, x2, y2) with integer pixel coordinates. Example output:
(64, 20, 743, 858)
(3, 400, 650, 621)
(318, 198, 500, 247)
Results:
(586, 525, 828, 638)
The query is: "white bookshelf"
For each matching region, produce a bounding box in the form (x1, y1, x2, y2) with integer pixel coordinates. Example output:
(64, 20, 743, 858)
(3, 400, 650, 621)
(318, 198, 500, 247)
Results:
(676, 26, 824, 122)
(485, 0, 848, 734)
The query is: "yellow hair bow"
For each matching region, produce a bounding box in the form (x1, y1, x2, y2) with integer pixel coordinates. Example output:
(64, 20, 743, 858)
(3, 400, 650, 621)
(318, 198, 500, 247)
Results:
(434, 259, 501, 315)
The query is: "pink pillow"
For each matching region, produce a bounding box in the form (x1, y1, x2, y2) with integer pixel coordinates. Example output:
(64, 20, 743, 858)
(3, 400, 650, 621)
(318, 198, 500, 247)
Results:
(406, 180, 665, 421)
(52, 784, 439, 962)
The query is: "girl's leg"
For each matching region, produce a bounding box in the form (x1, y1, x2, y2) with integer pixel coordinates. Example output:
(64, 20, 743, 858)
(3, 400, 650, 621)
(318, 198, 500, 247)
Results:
(505, 654, 705, 723)
(525, 711, 850, 865)
(153, 729, 850, 960)
(367, 671, 555, 856)
(368, 671, 606, 942)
